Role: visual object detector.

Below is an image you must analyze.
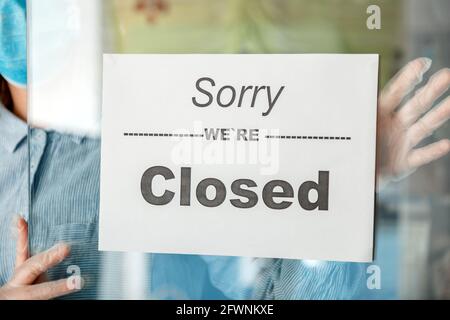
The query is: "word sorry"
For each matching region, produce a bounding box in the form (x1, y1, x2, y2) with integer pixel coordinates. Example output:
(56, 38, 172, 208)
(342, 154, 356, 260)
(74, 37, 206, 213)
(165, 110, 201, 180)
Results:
(141, 166, 329, 210)
(192, 77, 286, 116)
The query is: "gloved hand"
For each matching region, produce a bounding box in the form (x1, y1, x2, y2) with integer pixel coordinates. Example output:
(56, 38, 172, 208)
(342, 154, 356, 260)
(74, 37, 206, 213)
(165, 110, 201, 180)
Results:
(377, 58, 450, 189)
(0, 218, 81, 300)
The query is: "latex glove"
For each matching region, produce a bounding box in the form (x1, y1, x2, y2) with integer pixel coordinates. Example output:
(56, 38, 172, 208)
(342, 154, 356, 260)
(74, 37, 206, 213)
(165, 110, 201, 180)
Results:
(0, 218, 81, 300)
(377, 58, 450, 189)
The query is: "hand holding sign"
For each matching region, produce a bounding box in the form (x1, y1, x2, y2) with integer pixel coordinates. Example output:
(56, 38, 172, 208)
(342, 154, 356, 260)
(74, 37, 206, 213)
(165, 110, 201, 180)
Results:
(377, 58, 450, 188)
(0, 218, 80, 300)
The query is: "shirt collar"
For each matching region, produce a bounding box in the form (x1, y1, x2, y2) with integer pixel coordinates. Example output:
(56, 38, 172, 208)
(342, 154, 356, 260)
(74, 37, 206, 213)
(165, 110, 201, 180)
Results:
(0, 104, 27, 153)
(0, 104, 87, 151)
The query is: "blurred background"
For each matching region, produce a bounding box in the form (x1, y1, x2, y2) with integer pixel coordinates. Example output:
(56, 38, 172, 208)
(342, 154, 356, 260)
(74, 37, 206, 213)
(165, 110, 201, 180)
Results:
(28, 0, 450, 299)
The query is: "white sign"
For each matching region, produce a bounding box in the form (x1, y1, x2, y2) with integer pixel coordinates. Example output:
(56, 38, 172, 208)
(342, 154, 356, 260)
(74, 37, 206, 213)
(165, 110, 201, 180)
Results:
(100, 54, 378, 262)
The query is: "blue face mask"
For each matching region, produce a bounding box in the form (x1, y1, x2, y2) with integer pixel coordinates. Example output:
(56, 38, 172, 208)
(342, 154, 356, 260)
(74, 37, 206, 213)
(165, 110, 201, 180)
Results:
(0, 0, 27, 87)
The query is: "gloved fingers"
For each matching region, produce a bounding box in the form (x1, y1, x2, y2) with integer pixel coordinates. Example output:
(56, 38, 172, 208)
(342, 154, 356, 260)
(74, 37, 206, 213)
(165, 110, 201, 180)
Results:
(396, 68, 450, 128)
(18, 279, 78, 300)
(407, 96, 450, 147)
(11, 243, 71, 286)
(14, 217, 29, 268)
(379, 58, 431, 114)
(407, 139, 450, 171)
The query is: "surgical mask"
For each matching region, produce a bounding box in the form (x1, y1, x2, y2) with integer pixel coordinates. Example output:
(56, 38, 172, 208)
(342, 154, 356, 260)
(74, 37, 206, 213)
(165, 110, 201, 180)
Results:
(0, 0, 27, 87)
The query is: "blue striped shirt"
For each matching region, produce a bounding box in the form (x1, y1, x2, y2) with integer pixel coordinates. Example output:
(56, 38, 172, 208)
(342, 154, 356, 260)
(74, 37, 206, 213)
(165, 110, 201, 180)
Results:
(0, 105, 368, 299)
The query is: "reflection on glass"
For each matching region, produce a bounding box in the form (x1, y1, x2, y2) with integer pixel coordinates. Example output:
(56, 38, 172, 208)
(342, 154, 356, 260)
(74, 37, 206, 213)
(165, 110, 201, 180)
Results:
(22, 0, 450, 299)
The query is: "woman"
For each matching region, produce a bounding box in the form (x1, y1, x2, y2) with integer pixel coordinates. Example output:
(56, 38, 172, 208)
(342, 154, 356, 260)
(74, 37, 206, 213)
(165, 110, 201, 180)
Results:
(1, 0, 450, 300)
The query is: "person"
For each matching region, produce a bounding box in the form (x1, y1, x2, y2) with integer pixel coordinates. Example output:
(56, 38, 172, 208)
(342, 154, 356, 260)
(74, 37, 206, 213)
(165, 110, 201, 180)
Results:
(1, 0, 450, 300)
(0, 0, 81, 299)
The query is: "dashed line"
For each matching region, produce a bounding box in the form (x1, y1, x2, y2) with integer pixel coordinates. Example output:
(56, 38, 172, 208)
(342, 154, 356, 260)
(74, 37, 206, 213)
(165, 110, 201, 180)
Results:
(123, 132, 351, 141)
(265, 135, 351, 140)
(123, 132, 204, 138)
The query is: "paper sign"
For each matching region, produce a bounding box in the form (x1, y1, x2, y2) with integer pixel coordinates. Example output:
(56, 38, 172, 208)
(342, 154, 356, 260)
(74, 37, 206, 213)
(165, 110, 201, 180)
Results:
(99, 54, 378, 262)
